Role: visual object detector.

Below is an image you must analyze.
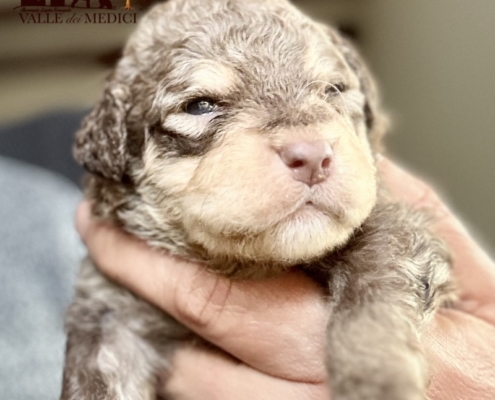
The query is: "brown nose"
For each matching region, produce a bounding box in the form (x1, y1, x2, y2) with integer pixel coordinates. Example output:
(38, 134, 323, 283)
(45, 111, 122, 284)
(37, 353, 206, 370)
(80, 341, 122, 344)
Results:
(278, 141, 332, 187)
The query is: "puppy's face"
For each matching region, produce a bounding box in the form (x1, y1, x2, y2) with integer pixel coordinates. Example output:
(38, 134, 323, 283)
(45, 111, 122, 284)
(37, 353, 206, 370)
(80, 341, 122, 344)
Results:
(76, 0, 385, 267)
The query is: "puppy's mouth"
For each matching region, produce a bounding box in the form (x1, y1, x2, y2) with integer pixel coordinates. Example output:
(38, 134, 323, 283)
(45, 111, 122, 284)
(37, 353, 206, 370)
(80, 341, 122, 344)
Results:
(301, 200, 323, 213)
(282, 195, 344, 224)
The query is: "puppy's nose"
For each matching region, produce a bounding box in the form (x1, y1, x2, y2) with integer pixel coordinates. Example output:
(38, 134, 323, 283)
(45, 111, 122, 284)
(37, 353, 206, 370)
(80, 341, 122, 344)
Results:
(278, 141, 332, 186)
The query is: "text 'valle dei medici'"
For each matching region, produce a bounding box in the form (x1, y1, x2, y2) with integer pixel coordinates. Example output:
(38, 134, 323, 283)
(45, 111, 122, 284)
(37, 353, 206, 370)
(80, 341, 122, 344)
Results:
(15, 0, 137, 24)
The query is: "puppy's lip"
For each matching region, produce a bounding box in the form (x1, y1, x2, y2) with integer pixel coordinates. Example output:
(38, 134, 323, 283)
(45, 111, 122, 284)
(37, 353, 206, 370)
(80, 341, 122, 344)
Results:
(288, 197, 345, 223)
(284, 198, 323, 219)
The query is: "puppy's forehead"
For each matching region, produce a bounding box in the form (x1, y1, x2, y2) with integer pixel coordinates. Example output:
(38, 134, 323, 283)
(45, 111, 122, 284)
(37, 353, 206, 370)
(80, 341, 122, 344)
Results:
(191, 20, 343, 76)
(146, 0, 352, 97)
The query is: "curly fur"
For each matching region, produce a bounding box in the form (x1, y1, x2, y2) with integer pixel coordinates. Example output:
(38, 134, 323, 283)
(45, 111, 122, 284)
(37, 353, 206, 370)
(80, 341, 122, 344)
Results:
(62, 1, 455, 399)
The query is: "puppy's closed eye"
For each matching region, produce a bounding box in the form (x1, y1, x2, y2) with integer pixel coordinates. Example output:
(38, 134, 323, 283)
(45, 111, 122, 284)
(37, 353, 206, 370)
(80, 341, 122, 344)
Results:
(162, 99, 223, 140)
(150, 98, 226, 156)
(325, 82, 347, 96)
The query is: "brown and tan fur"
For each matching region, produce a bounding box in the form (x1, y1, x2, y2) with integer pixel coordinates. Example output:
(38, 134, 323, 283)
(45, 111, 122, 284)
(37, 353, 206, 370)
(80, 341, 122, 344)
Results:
(61, 1, 455, 399)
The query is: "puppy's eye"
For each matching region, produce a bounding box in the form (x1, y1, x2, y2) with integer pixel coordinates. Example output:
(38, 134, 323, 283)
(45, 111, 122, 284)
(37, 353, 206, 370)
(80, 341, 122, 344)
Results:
(184, 98, 217, 115)
(325, 83, 347, 96)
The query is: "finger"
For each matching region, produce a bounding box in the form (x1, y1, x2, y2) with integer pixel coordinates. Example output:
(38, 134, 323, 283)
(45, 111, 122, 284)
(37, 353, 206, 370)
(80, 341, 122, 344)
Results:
(76, 201, 329, 382)
(378, 158, 495, 325)
(425, 309, 495, 400)
(75, 200, 92, 241)
(163, 346, 330, 400)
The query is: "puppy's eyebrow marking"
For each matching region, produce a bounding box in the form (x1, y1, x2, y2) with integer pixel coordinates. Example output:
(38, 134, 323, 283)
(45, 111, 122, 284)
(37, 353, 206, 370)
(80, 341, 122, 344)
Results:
(155, 62, 237, 119)
(310, 57, 351, 85)
(305, 41, 356, 87)
(188, 62, 239, 95)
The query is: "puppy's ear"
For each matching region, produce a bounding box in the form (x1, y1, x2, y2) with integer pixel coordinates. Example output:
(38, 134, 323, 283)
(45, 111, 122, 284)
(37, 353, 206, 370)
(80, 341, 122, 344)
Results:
(74, 76, 131, 181)
(326, 28, 389, 148)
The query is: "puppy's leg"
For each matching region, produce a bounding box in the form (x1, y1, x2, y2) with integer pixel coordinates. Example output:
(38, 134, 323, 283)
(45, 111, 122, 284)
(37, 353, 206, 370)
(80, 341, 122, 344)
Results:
(325, 204, 454, 400)
(61, 258, 191, 400)
(327, 284, 426, 400)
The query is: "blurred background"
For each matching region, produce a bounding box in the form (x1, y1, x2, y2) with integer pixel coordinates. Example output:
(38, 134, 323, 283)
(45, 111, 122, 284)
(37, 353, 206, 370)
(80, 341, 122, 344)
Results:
(1, 0, 493, 250)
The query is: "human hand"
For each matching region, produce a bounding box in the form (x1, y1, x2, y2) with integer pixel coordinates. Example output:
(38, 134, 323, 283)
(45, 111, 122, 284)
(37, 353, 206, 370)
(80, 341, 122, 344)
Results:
(76, 203, 331, 399)
(379, 158, 495, 399)
(76, 158, 495, 399)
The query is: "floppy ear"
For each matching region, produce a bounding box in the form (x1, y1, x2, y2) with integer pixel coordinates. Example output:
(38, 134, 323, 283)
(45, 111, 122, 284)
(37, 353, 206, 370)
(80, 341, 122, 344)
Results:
(326, 28, 389, 149)
(73, 76, 131, 181)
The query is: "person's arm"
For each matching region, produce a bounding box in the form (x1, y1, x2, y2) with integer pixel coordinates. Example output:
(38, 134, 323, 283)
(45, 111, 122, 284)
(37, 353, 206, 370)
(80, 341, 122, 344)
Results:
(76, 159, 495, 400)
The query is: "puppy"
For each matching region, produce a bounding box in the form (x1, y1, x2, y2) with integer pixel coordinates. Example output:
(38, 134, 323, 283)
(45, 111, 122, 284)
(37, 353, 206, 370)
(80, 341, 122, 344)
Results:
(61, 0, 456, 399)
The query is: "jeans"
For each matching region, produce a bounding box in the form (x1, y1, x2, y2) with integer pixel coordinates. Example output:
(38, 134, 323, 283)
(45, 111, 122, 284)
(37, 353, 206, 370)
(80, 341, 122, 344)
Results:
(0, 156, 83, 400)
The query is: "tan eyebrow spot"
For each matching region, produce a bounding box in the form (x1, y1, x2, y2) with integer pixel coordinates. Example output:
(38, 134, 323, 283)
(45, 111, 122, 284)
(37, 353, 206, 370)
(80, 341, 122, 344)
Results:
(305, 42, 358, 88)
(189, 62, 239, 94)
(154, 62, 238, 118)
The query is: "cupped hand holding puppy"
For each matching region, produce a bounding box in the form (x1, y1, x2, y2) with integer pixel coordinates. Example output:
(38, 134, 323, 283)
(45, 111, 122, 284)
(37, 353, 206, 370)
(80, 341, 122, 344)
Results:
(76, 159, 495, 400)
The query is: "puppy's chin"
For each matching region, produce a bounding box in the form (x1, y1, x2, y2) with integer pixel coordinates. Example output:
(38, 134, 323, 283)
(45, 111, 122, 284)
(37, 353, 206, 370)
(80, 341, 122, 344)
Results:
(186, 201, 374, 267)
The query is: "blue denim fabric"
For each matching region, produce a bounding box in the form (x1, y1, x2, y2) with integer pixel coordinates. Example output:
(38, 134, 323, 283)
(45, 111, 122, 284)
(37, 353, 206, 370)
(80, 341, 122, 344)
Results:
(0, 157, 83, 400)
